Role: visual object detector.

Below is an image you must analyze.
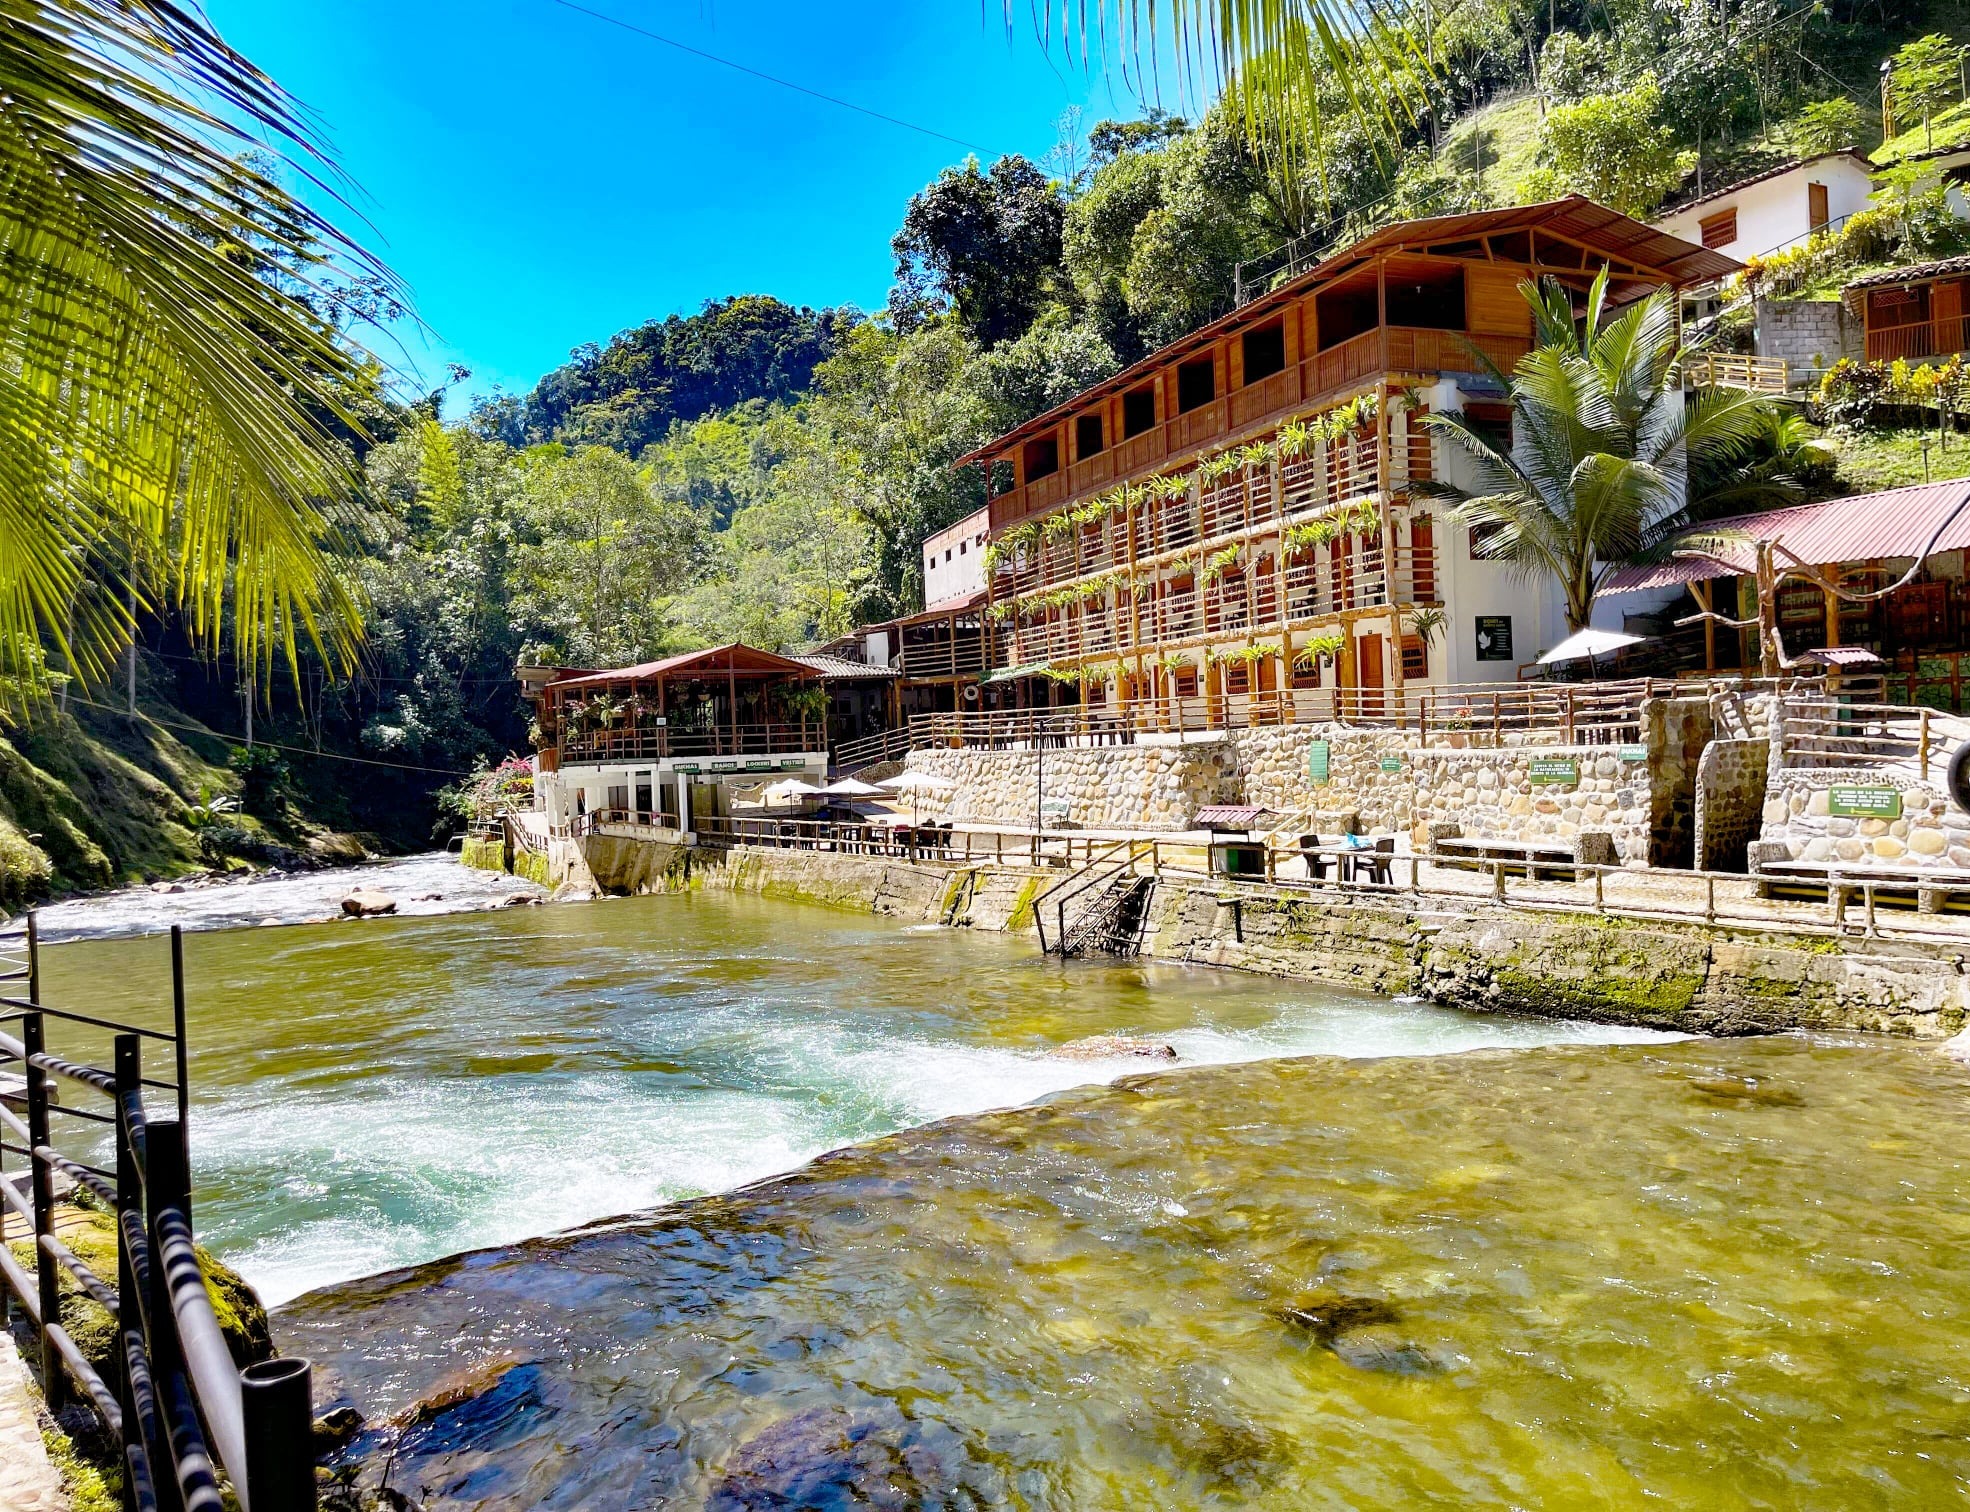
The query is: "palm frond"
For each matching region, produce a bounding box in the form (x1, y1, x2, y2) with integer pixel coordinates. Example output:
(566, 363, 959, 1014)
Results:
(0, 0, 393, 704)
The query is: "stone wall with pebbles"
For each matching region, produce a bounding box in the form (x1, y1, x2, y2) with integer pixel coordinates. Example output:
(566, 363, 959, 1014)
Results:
(1694, 738, 1770, 872)
(905, 741, 1242, 831)
(906, 722, 1664, 861)
(1757, 769, 1970, 871)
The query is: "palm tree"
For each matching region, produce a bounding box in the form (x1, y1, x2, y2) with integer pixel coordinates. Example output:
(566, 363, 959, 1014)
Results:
(1417, 268, 1778, 632)
(0, 1, 389, 705)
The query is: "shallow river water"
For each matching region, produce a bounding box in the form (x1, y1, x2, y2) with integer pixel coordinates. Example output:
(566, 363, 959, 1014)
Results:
(37, 881, 1664, 1305)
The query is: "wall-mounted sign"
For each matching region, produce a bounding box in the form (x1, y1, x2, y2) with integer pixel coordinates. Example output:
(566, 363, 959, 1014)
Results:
(1378, 757, 1405, 774)
(1475, 615, 1514, 662)
(1829, 785, 1902, 819)
(1618, 744, 1649, 763)
(745, 760, 775, 772)
(1308, 740, 1331, 785)
(780, 758, 807, 769)
(673, 764, 702, 775)
(1529, 757, 1579, 786)
(710, 761, 739, 772)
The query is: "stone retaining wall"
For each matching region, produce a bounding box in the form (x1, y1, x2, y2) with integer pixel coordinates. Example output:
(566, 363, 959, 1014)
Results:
(906, 741, 1241, 831)
(620, 844, 1970, 1038)
(1753, 296, 1859, 373)
(1694, 738, 1769, 872)
(1756, 768, 1970, 871)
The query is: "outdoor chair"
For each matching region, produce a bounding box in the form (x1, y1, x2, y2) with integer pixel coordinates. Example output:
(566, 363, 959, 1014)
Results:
(1345, 836, 1395, 885)
(1297, 834, 1330, 882)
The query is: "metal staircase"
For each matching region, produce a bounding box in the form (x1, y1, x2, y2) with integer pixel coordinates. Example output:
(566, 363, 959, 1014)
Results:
(1033, 839, 1159, 958)
(1056, 874, 1156, 957)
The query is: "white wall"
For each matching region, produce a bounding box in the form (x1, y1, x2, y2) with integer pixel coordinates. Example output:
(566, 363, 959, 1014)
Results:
(1652, 156, 1875, 262)
(1425, 381, 1574, 682)
(923, 507, 989, 608)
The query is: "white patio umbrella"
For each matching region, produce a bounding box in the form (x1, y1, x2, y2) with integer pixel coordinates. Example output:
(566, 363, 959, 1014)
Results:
(1537, 627, 1647, 673)
(879, 769, 956, 823)
(760, 778, 824, 805)
(814, 776, 886, 798)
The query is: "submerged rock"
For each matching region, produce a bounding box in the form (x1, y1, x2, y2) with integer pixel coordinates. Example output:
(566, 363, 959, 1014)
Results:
(389, 1359, 547, 1459)
(1049, 1035, 1178, 1062)
(341, 890, 397, 917)
(707, 1405, 992, 1511)
(1269, 1290, 1399, 1345)
(1687, 1075, 1805, 1107)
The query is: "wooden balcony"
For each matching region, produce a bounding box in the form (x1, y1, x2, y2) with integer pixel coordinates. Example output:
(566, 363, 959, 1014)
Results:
(1863, 319, 1966, 364)
(987, 323, 1527, 535)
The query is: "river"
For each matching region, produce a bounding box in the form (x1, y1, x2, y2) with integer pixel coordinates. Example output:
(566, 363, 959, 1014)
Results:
(38, 864, 1970, 1507)
(35, 865, 1669, 1306)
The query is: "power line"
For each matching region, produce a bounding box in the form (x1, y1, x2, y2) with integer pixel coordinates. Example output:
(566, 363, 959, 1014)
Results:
(67, 696, 483, 778)
(547, 0, 992, 154)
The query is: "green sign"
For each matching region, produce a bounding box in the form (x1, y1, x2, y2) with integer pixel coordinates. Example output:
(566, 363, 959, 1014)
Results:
(673, 763, 702, 774)
(781, 758, 806, 769)
(1829, 785, 1901, 819)
(1308, 740, 1331, 785)
(1529, 757, 1579, 786)
(710, 760, 739, 772)
(1378, 757, 1404, 774)
(745, 760, 775, 772)
(1618, 744, 1648, 763)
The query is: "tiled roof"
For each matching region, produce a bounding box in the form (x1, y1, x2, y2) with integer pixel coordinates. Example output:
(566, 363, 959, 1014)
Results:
(1654, 149, 1874, 218)
(1844, 254, 1970, 292)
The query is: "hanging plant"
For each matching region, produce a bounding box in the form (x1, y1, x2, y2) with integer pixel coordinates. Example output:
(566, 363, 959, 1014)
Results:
(1407, 604, 1448, 648)
(1350, 499, 1384, 537)
(1200, 545, 1243, 585)
(1296, 633, 1346, 669)
(1157, 652, 1193, 674)
(1275, 419, 1316, 460)
(1197, 451, 1241, 485)
(1154, 472, 1193, 502)
(1042, 511, 1077, 540)
(1238, 441, 1274, 473)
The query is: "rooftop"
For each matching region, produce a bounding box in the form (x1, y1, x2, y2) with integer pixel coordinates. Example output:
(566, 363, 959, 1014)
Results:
(958, 197, 1738, 467)
(547, 643, 819, 688)
(1602, 480, 1970, 595)
(1654, 149, 1875, 219)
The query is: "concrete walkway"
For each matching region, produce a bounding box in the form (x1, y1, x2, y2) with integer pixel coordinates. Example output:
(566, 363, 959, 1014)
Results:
(0, 1331, 66, 1511)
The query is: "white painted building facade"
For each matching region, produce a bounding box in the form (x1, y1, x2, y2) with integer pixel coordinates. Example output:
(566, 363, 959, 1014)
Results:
(1651, 150, 1876, 264)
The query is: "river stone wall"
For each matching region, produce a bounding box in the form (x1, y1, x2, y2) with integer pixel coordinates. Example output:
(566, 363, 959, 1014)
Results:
(1755, 768, 1970, 871)
(1694, 738, 1770, 872)
(905, 741, 1241, 831)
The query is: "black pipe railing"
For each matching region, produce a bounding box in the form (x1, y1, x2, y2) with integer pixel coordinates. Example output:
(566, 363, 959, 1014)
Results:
(0, 917, 315, 1511)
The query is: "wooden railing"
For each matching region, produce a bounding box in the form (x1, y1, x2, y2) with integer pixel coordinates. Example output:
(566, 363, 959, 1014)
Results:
(1779, 700, 1969, 776)
(988, 324, 1528, 533)
(0, 920, 318, 1511)
(557, 719, 823, 764)
(1864, 319, 1967, 364)
(1683, 353, 1790, 394)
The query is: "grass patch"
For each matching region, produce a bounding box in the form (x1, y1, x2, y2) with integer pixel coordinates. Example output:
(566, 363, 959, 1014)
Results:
(41, 1418, 120, 1512)
(1825, 425, 1970, 493)
(1431, 92, 1546, 205)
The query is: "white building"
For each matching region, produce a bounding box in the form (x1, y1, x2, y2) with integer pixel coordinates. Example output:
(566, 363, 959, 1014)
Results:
(923, 507, 989, 608)
(1651, 150, 1876, 264)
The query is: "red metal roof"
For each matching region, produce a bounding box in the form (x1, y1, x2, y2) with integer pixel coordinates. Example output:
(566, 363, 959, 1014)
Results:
(1602, 480, 1970, 595)
(547, 643, 818, 688)
(1195, 804, 1273, 828)
(955, 197, 1739, 468)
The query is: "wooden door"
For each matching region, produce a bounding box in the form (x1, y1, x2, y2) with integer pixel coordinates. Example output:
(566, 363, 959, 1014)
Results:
(1936, 280, 1965, 356)
(1808, 181, 1829, 232)
(1355, 632, 1384, 720)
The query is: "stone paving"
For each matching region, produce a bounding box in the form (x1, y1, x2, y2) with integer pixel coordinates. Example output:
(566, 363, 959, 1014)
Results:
(0, 1331, 66, 1511)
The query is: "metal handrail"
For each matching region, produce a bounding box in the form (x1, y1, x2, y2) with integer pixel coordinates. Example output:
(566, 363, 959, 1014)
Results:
(0, 918, 316, 1510)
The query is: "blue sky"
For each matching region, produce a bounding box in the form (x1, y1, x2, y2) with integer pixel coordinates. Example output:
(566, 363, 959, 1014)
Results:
(208, 1, 1174, 403)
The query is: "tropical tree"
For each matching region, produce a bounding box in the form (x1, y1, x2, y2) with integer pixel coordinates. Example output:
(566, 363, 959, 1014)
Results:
(1, 0, 392, 703)
(1417, 269, 1777, 632)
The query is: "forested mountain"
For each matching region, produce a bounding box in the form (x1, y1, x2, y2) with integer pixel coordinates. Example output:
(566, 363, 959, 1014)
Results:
(33, 0, 1970, 897)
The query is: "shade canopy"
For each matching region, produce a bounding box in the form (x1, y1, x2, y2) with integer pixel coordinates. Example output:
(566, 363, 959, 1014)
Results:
(880, 770, 957, 794)
(814, 777, 887, 797)
(1538, 628, 1647, 665)
(760, 778, 824, 803)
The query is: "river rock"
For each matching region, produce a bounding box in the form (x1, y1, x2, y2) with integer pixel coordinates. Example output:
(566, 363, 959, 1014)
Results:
(1049, 1035, 1178, 1062)
(340, 890, 397, 917)
(502, 892, 541, 907)
(1941, 1028, 1970, 1062)
(1269, 1291, 1398, 1345)
(707, 1405, 993, 1511)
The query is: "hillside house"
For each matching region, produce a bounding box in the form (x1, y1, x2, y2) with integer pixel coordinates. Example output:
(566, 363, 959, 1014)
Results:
(1844, 256, 1970, 363)
(1652, 150, 1876, 264)
(958, 198, 1737, 728)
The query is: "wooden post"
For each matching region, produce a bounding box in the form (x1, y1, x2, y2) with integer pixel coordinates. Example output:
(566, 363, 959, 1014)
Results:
(1694, 579, 1717, 671)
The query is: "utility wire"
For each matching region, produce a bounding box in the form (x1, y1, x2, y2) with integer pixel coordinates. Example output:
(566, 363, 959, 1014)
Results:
(67, 696, 482, 778)
(548, 0, 992, 154)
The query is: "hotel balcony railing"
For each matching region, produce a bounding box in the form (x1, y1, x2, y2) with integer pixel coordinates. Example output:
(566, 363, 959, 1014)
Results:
(1863, 318, 1966, 364)
(986, 325, 1525, 535)
(898, 635, 987, 678)
(558, 719, 822, 765)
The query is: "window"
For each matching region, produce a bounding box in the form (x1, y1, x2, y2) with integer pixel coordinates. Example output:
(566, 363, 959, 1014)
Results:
(1242, 322, 1286, 383)
(1172, 666, 1199, 698)
(1224, 662, 1252, 695)
(944, 549, 952, 563)
(958, 540, 966, 555)
(1699, 208, 1737, 249)
(1401, 634, 1429, 680)
(1469, 520, 1507, 559)
(1075, 413, 1105, 458)
(1122, 384, 1157, 438)
(1290, 656, 1322, 690)
(1176, 357, 1216, 413)
(1463, 401, 1512, 455)
(1022, 435, 1059, 481)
